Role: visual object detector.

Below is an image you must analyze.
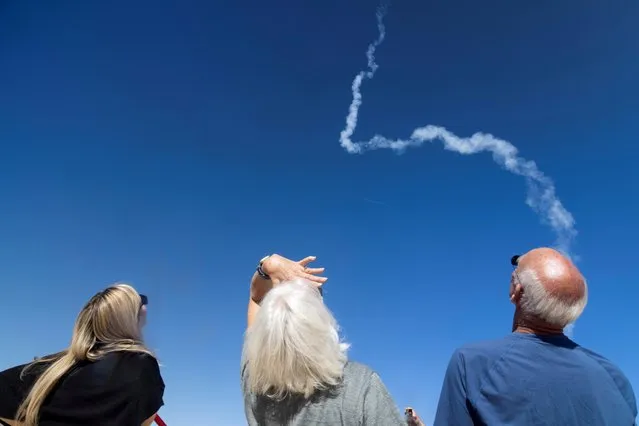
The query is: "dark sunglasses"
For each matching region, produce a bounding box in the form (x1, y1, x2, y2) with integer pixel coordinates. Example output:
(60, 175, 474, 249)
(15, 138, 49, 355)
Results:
(510, 255, 524, 287)
(140, 294, 148, 307)
(511, 255, 520, 267)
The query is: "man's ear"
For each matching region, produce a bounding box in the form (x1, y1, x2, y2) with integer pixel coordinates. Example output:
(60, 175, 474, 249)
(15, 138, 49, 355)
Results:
(510, 283, 523, 305)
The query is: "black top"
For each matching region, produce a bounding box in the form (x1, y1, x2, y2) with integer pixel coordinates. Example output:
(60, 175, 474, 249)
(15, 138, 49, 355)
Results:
(0, 351, 165, 426)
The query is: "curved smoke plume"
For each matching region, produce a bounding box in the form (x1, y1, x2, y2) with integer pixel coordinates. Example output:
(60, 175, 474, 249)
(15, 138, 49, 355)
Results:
(339, 7, 577, 256)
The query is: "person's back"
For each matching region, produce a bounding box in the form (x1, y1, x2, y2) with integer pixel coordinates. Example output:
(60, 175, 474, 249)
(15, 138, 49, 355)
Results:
(436, 333, 636, 425)
(242, 361, 402, 426)
(0, 284, 164, 426)
(242, 254, 405, 426)
(0, 351, 164, 426)
(434, 248, 637, 426)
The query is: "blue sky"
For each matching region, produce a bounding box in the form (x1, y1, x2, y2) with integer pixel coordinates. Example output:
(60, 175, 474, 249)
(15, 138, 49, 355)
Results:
(1, 1, 637, 424)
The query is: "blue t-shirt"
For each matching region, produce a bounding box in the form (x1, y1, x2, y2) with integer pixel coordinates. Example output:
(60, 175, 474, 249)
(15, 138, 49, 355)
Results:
(433, 333, 636, 426)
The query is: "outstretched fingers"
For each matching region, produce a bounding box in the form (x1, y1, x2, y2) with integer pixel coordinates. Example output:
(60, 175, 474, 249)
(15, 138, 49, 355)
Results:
(297, 256, 327, 284)
(302, 266, 327, 284)
(304, 273, 327, 284)
(298, 256, 317, 266)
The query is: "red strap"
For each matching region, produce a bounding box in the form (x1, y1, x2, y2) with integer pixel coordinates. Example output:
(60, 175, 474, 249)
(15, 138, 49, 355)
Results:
(155, 414, 167, 426)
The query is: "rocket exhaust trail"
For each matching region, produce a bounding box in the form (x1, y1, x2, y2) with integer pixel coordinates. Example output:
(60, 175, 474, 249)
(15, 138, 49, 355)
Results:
(339, 6, 577, 256)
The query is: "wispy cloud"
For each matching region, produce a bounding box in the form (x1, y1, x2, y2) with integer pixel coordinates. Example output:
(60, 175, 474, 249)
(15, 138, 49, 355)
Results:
(339, 6, 577, 256)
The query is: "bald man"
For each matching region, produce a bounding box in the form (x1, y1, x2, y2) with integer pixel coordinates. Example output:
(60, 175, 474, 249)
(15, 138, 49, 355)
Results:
(433, 248, 637, 426)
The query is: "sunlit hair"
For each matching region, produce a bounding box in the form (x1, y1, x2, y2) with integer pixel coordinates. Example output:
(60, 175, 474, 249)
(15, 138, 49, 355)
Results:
(243, 278, 350, 400)
(16, 284, 153, 426)
(515, 263, 588, 328)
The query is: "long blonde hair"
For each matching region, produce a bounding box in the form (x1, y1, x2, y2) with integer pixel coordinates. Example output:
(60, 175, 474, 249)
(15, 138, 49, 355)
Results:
(16, 284, 154, 426)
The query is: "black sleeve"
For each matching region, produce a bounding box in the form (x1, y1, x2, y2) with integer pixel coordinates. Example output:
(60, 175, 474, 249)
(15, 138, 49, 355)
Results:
(0, 362, 36, 419)
(134, 354, 165, 423)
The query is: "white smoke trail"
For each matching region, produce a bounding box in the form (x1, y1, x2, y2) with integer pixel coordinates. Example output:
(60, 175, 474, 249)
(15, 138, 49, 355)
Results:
(339, 7, 577, 254)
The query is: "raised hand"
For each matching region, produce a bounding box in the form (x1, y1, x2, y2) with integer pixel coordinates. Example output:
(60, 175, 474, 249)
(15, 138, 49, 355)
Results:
(262, 255, 327, 287)
(405, 407, 426, 426)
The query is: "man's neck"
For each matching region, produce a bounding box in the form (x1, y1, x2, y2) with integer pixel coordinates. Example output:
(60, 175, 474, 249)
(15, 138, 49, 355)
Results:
(512, 312, 564, 335)
(514, 325, 564, 335)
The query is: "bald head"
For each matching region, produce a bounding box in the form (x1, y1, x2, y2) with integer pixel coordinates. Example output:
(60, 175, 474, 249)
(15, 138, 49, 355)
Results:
(518, 248, 586, 303)
(512, 247, 588, 328)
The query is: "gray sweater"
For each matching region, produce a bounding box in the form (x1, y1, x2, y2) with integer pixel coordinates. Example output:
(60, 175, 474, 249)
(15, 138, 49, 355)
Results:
(241, 361, 406, 426)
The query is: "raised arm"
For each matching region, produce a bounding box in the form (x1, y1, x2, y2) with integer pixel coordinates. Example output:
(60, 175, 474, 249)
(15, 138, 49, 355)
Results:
(247, 269, 272, 329)
(246, 254, 327, 329)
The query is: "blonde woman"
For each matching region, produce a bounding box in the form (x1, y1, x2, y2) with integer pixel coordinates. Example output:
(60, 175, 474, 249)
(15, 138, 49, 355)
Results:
(242, 254, 406, 425)
(0, 284, 164, 426)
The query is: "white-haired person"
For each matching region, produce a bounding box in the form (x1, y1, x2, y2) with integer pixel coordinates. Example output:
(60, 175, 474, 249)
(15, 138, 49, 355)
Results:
(433, 247, 637, 425)
(242, 254, 407, 425)
(0, 284, 164, 426)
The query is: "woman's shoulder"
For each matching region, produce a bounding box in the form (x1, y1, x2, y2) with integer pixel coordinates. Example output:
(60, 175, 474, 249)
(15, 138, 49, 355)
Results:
(343, 361, 375, 379)
(71, 351, 163, 395)
(0, 354, 59, 385)
(101, 351, 161, 379)
(108, 351, 158, 365)
(341, 361, 379, 390)
(0, 361, 31, 388)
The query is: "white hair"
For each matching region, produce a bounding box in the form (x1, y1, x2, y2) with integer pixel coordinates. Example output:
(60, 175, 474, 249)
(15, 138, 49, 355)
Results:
(242, 278, 350, 400)
(516, 265, 588, 328)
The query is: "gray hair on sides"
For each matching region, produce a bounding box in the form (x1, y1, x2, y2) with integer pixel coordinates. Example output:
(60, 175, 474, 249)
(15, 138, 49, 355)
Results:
(242, 278, 350, 400)
(515, 265, 588, 328)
